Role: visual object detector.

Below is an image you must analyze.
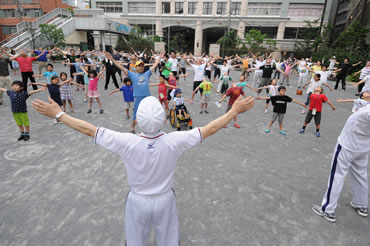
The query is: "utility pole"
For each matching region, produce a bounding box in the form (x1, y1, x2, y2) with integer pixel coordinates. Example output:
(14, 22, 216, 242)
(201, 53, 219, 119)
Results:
(227, 0, 232, 33)
(16, 0, 23, 23)
(319, 0, 328, 34)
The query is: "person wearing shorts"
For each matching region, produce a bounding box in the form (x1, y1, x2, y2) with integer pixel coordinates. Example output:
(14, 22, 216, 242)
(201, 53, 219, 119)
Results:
(218, 83, 246, 128)
(0, 80, 44, 141)
(109, 77, 134, 119)
(192, 79, 218, 114)
(299, 86, 336, 137)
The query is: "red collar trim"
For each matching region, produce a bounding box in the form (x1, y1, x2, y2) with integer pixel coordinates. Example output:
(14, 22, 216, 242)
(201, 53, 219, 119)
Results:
(139, 133, 164, 139)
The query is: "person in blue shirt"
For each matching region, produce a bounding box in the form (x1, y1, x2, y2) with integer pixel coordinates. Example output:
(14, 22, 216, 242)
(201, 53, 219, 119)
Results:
(105, 50, 164, 133)
(32, 47, 50, 75)
(32, 63, 58, 84)
(109, 77, 134, 120)
(65, 58, 90, 91)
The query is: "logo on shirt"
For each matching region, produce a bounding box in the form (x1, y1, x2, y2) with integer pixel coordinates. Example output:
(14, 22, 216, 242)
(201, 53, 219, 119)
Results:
(147, 143, 155, 149)
(138, 75, 146, 85)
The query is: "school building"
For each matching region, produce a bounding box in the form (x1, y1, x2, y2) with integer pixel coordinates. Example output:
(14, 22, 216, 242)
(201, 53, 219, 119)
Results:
(90, 0, 337, 55)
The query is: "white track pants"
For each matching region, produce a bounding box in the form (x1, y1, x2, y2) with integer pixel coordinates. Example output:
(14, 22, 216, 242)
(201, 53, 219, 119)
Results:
(297, 74, 307, 88)
(125, 189, 179, 246)
(252, 71, 262, 87)
(321, 143, 369, 214)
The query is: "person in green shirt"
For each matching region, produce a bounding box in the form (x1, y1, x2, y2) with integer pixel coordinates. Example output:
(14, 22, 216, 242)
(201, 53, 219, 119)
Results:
(192, 78, 218, 114)
(161, 54, 172, 78)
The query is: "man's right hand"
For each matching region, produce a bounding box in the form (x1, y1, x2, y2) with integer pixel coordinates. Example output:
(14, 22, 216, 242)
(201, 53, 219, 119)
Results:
(230, 96, 255, 114)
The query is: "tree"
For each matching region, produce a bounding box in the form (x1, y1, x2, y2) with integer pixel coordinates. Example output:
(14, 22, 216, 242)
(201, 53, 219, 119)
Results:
(169, 33, 187, 52)
(126, 25, 154, 51)
(335, 21, 369, 56)
(216, 30, 240, 49)
(115, 34, 126, 51)
(244, 29, 277, 55)
(294, 19, 320, 58)
(39, 24, 65, 49)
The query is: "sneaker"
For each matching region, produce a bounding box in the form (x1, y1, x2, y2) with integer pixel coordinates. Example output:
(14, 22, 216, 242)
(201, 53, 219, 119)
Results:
(204, 110, 209, 114)
(17, 134, 25, 141)
(264, 109, 268, 114)
(199, 111, 203, 114)
(350, 202, 368, 217)
(126, 115, 130, 119)
(301, 109, 306, 114)
(234, 123, 240, 128)
(100, 109, 104, 114)
(299, 128, 305, 134)
(23, 134, 30, 141)
(316, 132, 321, 137)
(279, 131, 286, 135)
(177, 127, 181, 131)
(87, 109, 92, 114)
(83, 99, 87, 103)
(53, 119, 58, 124)
(130, 130, 135, 134)
(312, 205, 336, 223)
(264, 129, 270, 133)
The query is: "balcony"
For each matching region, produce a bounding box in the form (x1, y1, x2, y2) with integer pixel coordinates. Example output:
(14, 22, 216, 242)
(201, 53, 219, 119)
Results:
(0, 0, 38, 5)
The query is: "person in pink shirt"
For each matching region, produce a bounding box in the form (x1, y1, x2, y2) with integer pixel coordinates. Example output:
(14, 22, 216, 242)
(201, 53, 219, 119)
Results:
(13, 50, 45, 91)
(87, 67, 105, 114)
(280, 60, 297, 86)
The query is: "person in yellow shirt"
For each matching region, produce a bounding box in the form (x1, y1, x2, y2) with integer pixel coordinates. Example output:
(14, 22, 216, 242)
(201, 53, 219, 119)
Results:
(311, 61, 322, 79)
(239, 56, 251, 80)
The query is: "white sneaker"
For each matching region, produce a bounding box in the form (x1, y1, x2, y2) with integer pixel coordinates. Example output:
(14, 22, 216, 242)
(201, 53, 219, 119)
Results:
(264, 109, 268, 114)
(53, 119, 57, 124)
(301, 109, 306, 114)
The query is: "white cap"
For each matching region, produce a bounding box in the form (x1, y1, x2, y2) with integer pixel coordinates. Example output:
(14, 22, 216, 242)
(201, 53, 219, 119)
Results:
(136, 96, 165, 136)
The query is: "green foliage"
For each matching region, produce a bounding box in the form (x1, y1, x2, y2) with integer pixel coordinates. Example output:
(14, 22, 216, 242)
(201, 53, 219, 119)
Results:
(153, 35, 161, 42)
(126, 25, 154, 51)
(335, 21, 369, 56)
(115, 35, 126, 51)
(39, 24, 65, 49)
(244, 29, 277, 54)
(169, 33, 187, 52)
(294, 19, 320, 58)
(216, 30, 240, 49)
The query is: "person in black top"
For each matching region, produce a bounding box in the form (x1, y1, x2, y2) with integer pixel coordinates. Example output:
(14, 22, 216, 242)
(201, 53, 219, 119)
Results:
(102, 56, 119, 90)
(334, 59, 361, 90)
(250, 59, 283, 94)
(54, 48, 86, 80)
(257, 86, 306, 135)
(112, 50, 123, 82)
(213, 56, 224, 83)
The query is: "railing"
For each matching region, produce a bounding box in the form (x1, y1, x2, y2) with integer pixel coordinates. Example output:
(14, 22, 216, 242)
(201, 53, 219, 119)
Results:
(16, 8, 71, 32)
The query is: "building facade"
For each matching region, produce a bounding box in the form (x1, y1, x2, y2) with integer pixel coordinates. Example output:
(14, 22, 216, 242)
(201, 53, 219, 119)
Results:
(91, 0, 334, 55)
(331, 0, 370, 39)
(0, 0, 73, 42)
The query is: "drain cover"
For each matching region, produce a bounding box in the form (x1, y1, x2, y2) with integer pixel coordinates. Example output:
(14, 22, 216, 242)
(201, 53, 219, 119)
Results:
(4, 144, 47, 161)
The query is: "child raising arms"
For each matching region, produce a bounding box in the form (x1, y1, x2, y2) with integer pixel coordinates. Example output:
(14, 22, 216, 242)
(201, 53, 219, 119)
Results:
(87, 68, 106, 114)
(150, 75, 177, 118)
(109, 77, 134, 119)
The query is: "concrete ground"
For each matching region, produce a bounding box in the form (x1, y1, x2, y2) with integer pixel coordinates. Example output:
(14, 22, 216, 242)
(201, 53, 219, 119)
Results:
(0, 63, 369, 246)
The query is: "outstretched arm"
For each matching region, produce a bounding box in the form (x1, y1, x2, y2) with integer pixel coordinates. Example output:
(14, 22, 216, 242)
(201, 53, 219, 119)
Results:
(105, 52, 128, 76)
(292, 99, 306, 108)
(109, 88, 120, 95)
(353, 79, 365, 87)
(326, 99, 336, 110)
(28, 87, 46, 95)
(323, 82, 333, 91)
(32, 98, 97, 137)
(200, 96, 254, 139)
(151, 50, 165, 73)
(336, 98, 354, 103)
(29, 82, 47, 87)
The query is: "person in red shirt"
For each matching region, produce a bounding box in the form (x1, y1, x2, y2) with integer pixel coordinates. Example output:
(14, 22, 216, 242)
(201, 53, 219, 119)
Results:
(150, 75, 177, 118)
(13, 50, 45, 91)
(299, 86, 336, 137)
(218, 82, 246, 128)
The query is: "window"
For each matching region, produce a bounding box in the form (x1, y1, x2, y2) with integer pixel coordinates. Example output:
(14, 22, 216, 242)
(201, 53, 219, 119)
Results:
(203, 2, 212, 15)
(288, 4, 324, 17)
(231, 2, 241, 15)
(24, 8, 42, 17)
(0, 9, 16, 18)
(96, 2, 122, 13)
(216, 2, 226, 15)
(175, 2, 184, 14)
(283, 27, 319, 39)
(188, 2, 197, 15)
(1, 25, 17, 34)
(247, 3, 281, 16)
(162, 2, 170, 14)
(128, 2, 156, 14)
(245, 26, 278, 39)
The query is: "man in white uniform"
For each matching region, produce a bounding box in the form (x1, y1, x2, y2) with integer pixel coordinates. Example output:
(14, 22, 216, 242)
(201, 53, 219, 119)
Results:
(169, 51, 180, 78)
(252, 57, 266, 87)
(31, 94, 255, 245)
(312, 87, 370, 222)
(186, 58, 206, 98)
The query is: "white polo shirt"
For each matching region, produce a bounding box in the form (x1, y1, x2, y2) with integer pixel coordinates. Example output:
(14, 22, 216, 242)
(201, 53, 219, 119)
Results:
(191, 63, 206, 81)
(169, 57, 179, 72)
(95, 127, 202, 195)
(338, 104, 370, 152)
